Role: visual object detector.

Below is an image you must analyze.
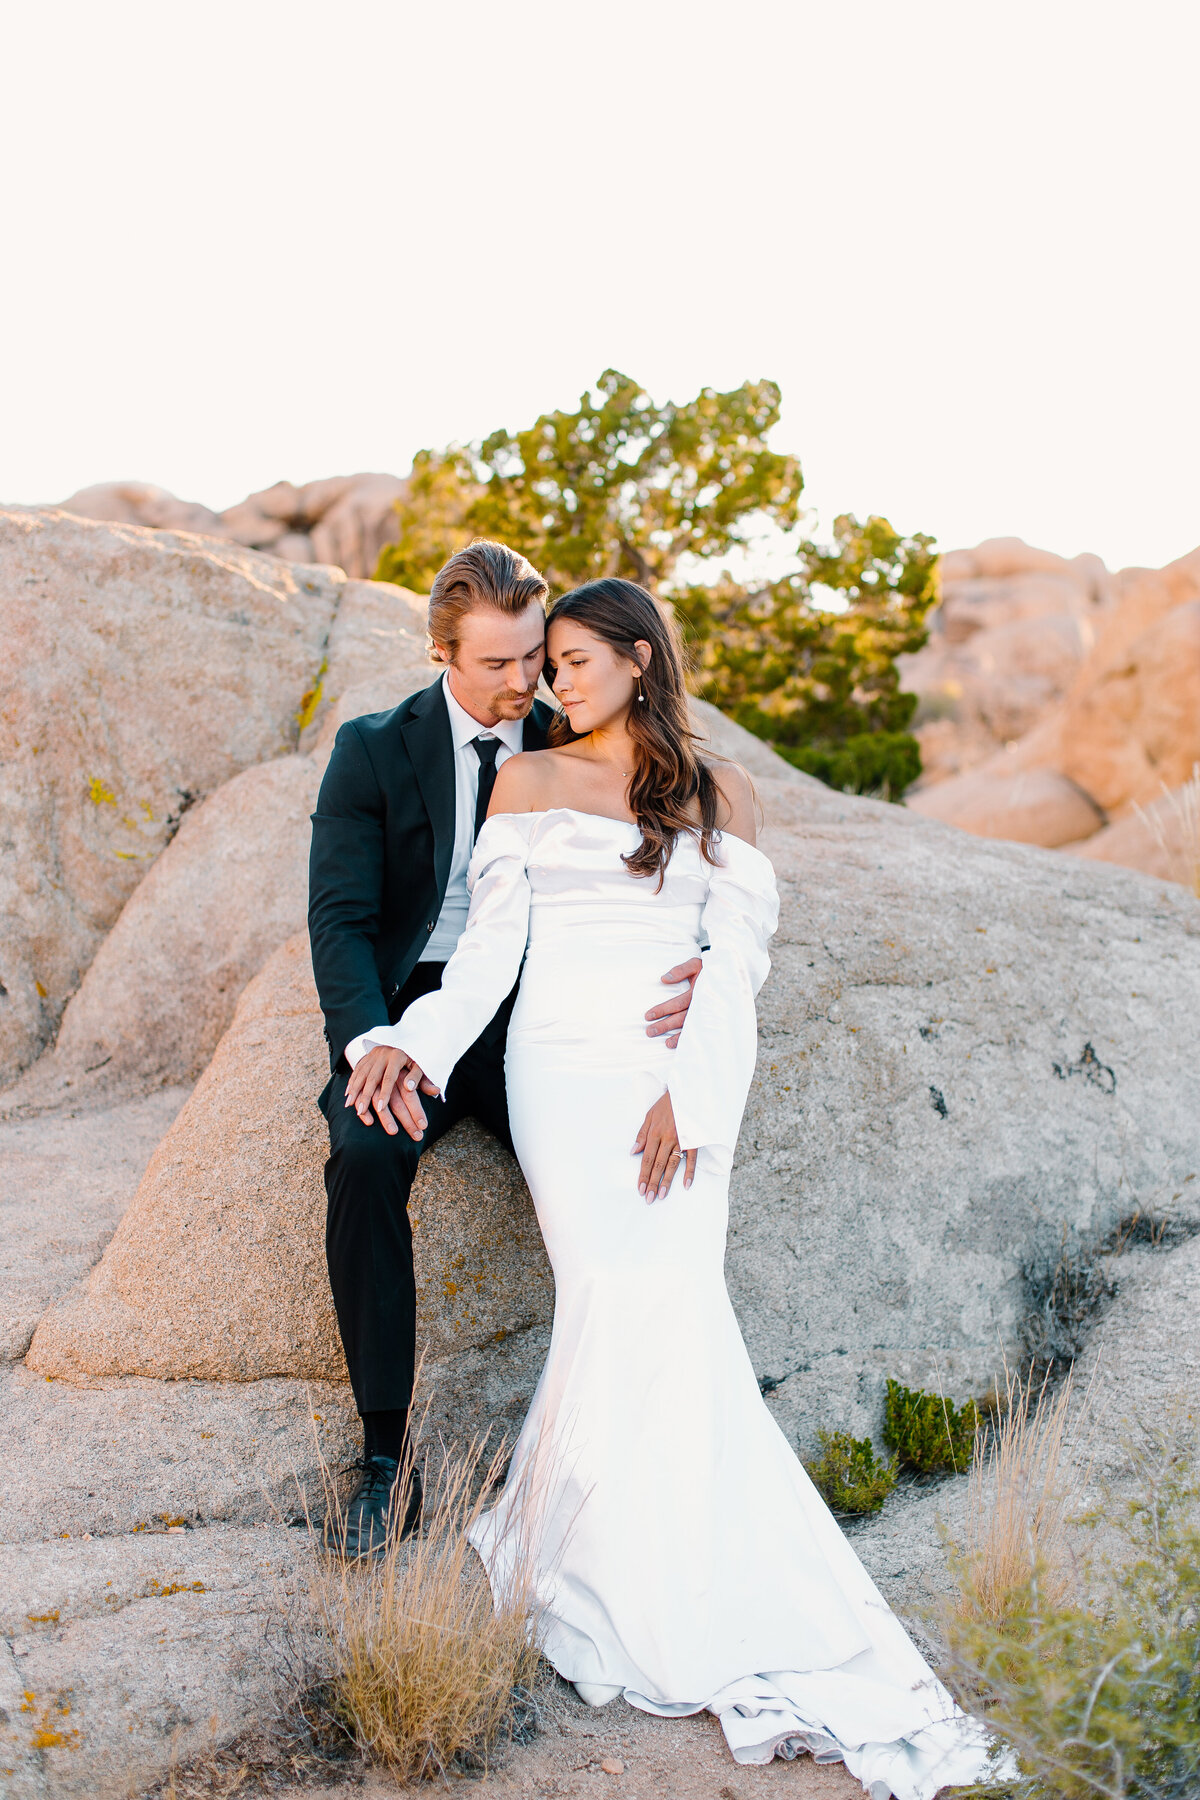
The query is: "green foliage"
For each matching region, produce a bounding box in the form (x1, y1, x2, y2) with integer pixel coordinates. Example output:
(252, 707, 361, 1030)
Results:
(884, 1378, 980, 1476)
(774, 731, 923, 799)
(376, 369, 803, 596)
(804, 1430, 898, 1516)
(673, 512, 939, 797)
(374, 375, 936, 799)
(944, 1421, 1200, 1800)
(375, 449, 484, 594)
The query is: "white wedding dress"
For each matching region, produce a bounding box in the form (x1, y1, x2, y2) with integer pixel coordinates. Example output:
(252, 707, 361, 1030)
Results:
(368, 809, 995, 1800)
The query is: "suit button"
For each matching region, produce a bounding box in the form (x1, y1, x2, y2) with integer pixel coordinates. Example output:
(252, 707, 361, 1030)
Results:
(426, 920, 434, 933)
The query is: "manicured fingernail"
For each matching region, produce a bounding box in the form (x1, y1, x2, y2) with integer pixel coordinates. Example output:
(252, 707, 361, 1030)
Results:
(638, 1182, 646, 1195)
(405, 1078, 416, 1090)
(684, 1177, 692, 1189)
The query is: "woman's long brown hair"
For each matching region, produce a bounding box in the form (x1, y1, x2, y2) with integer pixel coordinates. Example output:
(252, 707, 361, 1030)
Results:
(545, 578, 722, 884)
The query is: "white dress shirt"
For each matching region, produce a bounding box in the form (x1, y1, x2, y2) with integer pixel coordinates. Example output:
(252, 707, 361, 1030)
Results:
(344, 670, 526, 1069)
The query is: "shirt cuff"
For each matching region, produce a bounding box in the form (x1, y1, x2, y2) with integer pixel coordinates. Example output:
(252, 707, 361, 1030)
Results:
(344, 1029, 386, 1069)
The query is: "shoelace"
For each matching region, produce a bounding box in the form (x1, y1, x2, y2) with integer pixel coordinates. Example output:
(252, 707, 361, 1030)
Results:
(340, 1454, 400, 1499)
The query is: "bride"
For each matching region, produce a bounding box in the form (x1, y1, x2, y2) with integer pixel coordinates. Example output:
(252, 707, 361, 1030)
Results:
(343, 578, 995, 1799)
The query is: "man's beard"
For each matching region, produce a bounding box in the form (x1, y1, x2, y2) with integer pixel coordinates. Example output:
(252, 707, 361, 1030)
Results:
(488, 687, 538, 720)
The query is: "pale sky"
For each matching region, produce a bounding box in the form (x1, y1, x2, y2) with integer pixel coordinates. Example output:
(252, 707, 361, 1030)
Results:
(3, 0, 1198, 573)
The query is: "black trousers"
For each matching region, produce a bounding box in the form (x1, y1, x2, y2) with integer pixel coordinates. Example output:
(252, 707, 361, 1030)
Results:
(320, 961, 516, 1416)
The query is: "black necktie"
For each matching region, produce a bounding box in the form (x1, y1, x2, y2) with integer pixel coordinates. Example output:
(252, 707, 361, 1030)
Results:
(471, 735, 502, 840)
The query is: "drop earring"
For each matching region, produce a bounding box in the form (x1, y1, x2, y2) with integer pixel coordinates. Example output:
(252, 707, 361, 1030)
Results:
(636, 675, 646, 703)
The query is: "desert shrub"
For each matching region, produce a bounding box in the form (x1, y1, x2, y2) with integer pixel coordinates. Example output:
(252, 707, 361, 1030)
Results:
(884, 1378, 980, 1476)
(804, 1429, 898, 1515)
(942, 1416, 1200, 1800)
(773, 729, 923, 798)
(308, 1430, 542, 1782)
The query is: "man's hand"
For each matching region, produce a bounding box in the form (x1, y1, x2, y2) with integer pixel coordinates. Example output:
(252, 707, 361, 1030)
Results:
(644, 956, 702, 1049)
(344, 1045, 438, 1141)
(632, 1092, 696, 1202)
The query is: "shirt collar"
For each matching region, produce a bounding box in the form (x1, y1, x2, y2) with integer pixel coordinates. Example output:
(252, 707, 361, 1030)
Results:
(441, 669, 526, 757)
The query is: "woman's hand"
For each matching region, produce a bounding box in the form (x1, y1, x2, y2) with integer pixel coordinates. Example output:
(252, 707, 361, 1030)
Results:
(632, 1092, 696, 1202)
(344, 1045, 438, 1140)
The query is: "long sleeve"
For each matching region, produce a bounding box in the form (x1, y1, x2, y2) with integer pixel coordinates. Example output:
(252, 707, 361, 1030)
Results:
(667, 835, 779, 1157)
(360, 814, 533, 1095)
(308, 720, 390, 1069)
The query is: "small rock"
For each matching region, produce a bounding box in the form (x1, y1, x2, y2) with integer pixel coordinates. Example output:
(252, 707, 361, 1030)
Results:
(600, 1757, 625, 1775)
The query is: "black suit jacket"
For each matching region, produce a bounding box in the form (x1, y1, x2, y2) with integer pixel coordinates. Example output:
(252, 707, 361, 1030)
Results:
(308, 679, 553, 1073)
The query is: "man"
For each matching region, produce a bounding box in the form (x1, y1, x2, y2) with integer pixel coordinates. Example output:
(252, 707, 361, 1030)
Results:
(308, 540, 700, 1557)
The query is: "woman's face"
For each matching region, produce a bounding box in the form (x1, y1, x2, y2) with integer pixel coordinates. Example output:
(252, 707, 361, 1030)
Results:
(546, 619, 646, 735)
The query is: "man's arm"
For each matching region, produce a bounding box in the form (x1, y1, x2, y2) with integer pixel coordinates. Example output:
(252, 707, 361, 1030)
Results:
(308, 721, 391, 1070)
(644, 956, 703, 1050)
(630, 954, 704, 1197)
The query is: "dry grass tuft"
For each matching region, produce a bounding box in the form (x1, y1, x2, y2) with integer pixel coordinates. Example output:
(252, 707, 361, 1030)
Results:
(307, 1426, 544, 1784)
(939, 1412, 1200, 1800)
(952, 1365, 1086, 1624)
(1134, 763, 1200, 897)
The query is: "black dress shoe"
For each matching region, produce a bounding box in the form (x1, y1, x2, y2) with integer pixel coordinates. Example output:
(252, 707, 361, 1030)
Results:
(323, 1454, 423, 1560)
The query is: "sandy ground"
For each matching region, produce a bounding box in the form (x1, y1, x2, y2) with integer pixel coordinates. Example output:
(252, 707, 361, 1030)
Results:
(272, 1679, 867, 1800)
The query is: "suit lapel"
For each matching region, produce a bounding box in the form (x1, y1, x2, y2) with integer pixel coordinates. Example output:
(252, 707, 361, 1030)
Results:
(523, 698, 554, 751)
(401, 678, 456, 899)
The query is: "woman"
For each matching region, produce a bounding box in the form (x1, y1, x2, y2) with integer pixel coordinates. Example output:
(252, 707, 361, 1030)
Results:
(346, 579, 995, 1798)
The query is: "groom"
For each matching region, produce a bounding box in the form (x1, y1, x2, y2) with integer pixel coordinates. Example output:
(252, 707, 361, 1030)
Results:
(308, 539, 700, 1557)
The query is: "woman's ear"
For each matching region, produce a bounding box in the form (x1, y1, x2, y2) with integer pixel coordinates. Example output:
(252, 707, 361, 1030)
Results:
(632, 639, 653, 675)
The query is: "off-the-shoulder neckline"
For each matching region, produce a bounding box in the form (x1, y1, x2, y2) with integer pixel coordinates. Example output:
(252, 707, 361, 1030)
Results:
(488, 804, 638, 829)
(482, 806, 770, 864)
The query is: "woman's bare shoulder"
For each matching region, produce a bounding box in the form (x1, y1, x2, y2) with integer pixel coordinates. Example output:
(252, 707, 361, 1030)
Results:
(706, 759, 757, 846)
(489, 748, 565, 813)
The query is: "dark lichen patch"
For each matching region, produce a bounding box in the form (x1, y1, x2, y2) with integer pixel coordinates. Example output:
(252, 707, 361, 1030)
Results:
(1052, 1040, 1116, 1093)
(1022, 1197, 1200, 1381)
(163, 787, 201, 844)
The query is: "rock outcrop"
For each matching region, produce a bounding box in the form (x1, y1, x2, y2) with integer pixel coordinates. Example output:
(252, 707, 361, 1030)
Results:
(1068, 775, 1199, 890)
(29, 768, 1200, 1456)
(4, 508, 1197, 1800)
(27, 933, 556, 1387)
(32, 579, 432, 1096)
(57, 471, 408, 579)
(0, 508, 344, 1083)
(899, 537, 1116, 786)
(907, 539, 1200, 867)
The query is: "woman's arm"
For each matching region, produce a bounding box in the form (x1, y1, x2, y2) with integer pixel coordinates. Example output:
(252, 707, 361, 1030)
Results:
(345, 815, 533, 1135)
(711, 760, 758, 846)
(665, 836, 779, 1159)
